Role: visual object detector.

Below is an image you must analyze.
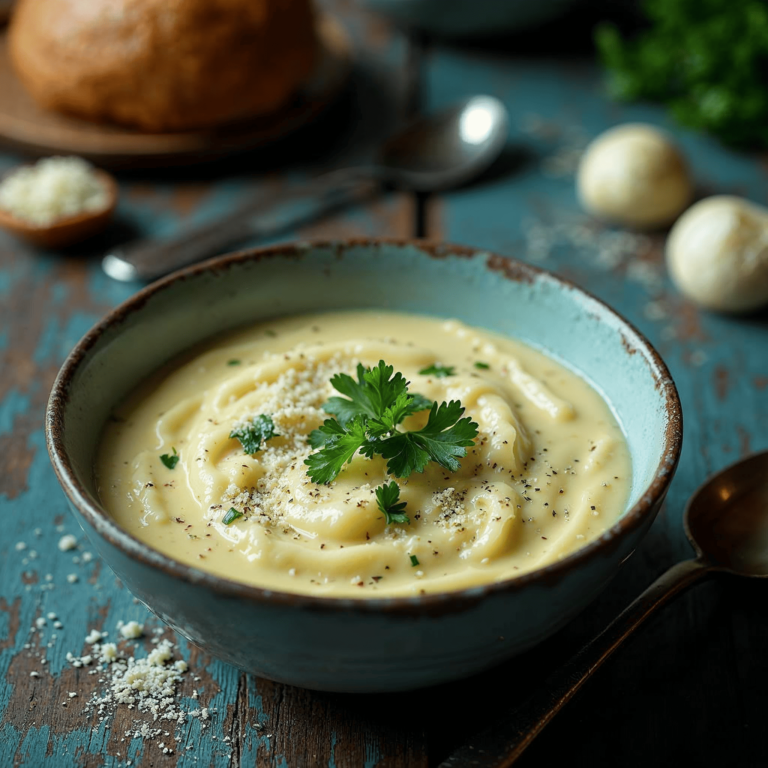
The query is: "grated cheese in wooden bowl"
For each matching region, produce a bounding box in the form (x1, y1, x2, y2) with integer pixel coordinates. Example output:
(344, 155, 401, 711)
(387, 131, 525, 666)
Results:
(0, 156, 109, 226)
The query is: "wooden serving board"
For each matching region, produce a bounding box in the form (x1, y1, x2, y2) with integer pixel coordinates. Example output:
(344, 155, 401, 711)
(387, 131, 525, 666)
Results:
(0, 14, 351, 168)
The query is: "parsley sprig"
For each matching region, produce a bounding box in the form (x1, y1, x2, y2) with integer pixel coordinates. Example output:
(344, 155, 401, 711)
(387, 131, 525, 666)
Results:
(596, 0, 768, 147)
(419, 363, 455, 378)
(375, 481, 410, 525)
(160, 447, 179, 470)
(304, 361, 479, 523)
(230, 414, 279, 455)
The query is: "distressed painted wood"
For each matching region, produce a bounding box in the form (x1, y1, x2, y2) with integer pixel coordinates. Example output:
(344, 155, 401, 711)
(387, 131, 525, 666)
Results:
(0, 2, 424, 767)
(2, 3, 767, 767)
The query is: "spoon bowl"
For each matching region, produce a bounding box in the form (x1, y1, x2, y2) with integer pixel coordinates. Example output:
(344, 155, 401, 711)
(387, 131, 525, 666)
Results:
(686, 450, 768, 577)
(377, 95, 509, 191)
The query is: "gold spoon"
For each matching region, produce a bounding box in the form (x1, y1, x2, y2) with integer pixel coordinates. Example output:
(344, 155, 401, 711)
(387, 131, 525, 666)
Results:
(441, 450, 768, 768)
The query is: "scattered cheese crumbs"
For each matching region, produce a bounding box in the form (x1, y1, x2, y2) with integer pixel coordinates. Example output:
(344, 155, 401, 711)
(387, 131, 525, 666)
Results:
(67, 574, 79, 583)
(0, 156, 109, 226)
(29, 671, 40, 678)
(33, 527, 42, 536)
(62, 623, 219, 751)
(46, 612, 57, 620)
(82, 552, 93, 563)
(68, 692, 78, 698)
(54, 621, 64, 629)
(58, 534, 78, 552)
(119, 621, 144, 639)
(100, 643, 119, 663)
(35, 617, 46, 628)
(15, 541, 26, 551)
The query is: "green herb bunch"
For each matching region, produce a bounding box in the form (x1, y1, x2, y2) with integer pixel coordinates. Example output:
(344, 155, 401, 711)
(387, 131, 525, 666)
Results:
(304, 361, 479, 524)
(596, 0, 768, 147)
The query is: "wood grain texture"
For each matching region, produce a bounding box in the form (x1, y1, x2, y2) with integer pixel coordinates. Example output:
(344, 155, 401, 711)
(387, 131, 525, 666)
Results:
(3, 3, 767, 767)
(0, 1, 422, 765)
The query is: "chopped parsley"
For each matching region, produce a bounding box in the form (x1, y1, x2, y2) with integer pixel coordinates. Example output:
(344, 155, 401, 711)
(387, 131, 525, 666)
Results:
(230, 414, 279, 455)
(474, 361, 490, 370)
(222, 508, 243, 525)
(375, 481, 410, 525)
(227, 359, 241, 366)
(409, 555, 420, 567)
(304, 361, 479, 524)
(419, 363, 455, 378)
(159, 447, 179, 470)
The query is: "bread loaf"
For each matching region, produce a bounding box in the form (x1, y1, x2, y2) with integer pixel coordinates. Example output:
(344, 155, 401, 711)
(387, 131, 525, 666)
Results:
(9, 0, 317, 132)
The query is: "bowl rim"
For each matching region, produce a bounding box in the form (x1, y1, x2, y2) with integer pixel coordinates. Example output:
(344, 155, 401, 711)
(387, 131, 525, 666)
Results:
(46, 238, 683, 614)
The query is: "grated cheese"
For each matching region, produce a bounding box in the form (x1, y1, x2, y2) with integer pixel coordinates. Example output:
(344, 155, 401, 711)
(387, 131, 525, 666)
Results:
(119, 620, 144, 639)
(0, 156, 109, 226)
(58, 534, 78, 552)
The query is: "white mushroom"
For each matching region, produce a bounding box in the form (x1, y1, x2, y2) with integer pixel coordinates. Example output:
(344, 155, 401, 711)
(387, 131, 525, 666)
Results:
(577, 123, 693, 229)
(666, 195, 768, 313)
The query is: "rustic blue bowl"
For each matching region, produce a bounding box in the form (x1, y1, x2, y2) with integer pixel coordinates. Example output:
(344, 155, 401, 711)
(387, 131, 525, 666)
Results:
(46, 240, 682, 692)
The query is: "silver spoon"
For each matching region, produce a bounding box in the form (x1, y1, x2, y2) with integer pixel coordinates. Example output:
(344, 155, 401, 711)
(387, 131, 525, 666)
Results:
(441, 449, 768, 768)
(102, 95, 509, 282)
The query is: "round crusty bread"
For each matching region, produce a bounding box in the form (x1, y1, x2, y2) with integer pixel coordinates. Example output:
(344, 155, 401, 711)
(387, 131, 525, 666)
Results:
(8, 0, 317, 132)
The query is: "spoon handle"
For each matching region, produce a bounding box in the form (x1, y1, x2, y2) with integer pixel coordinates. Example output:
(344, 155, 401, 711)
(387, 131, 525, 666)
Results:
(102, 168, 378, 282)
(439, 558, 711, 768)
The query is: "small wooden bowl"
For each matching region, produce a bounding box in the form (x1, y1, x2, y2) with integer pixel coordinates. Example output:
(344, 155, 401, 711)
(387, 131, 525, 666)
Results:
(0, 167, 118, 248)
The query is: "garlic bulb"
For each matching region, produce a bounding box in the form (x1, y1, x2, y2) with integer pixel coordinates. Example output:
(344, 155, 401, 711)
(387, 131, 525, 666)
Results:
(577, 124, 692, 229)
(666, 196, 768, 313)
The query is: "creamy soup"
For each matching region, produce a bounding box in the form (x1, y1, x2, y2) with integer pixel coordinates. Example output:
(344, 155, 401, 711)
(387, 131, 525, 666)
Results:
(97, 311, 632, 598)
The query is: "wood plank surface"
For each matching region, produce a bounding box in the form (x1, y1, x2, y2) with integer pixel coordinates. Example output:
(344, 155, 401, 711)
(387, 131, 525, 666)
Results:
(2, 3, 767, 767)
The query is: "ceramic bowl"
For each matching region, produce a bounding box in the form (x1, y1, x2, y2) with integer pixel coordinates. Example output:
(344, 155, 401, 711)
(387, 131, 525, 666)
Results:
(46, 240, 682, 693)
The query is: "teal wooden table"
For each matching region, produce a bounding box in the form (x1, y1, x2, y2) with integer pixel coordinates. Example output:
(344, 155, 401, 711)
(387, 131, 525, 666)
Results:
(1, 3, 767, 767)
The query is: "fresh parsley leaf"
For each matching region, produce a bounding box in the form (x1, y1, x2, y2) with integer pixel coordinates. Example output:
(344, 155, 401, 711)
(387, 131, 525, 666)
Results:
(474, 361, 490, 370)
(323, 361, 432, 428)
(407, 393, 433, 414)
(375, 481, 410, 525)
(222, 508, 243, 525)
(305, 363, 478, 496)
(377, 401, 479, 478)
(304, 415, 369, 485)
(367, 391, 417, 438)
(230, 414, 279, 455)
(160, 447, 179, 470)
(409, 554, 420, 567)
(227, 359, 241, 366)
(419, 364, 455, 378)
